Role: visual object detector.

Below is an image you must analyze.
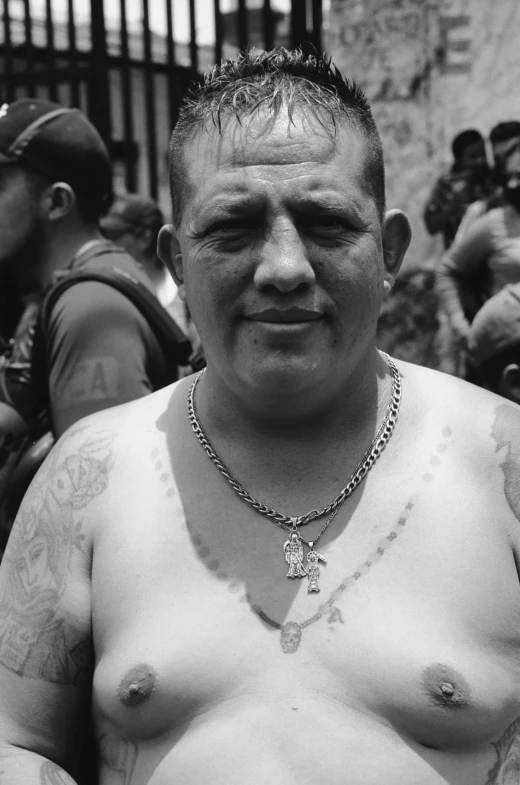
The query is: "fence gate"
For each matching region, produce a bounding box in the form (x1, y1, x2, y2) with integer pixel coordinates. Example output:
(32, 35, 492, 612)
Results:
(1, 0, 323, 212)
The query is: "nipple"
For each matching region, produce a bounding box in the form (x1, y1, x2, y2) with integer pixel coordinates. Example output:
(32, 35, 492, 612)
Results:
(421, 664, 471, 710)
(118, 664, 157, 707)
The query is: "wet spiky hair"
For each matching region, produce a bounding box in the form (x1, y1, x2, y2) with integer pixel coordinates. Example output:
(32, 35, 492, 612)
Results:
(169, 48, 385, 226)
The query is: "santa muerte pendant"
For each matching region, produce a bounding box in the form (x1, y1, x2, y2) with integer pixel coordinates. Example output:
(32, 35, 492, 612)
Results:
(283, 530, 307, 578)
(306, 546, 326, 593)
(307, 542, 327, 594)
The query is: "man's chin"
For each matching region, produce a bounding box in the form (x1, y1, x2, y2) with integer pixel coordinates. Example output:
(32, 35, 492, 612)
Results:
(239, 356, 331, 396)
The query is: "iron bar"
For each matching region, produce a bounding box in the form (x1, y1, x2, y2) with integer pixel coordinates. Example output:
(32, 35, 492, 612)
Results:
(45, 0, 57, 100)
(262, 0, 273, 51)
(89, 0, 111, 142)
(165, 0, 179, 135)
(188, 0, 198, 75)
(142, 0, 158, 198)
(67, 0, 79, 106)
(290, 0, 308, 50)
(237, 0, 248, 52)
(311, 0, 322, 53)
(2, 0, 14, 102)
(23, 0, 35, 95)
(119, 0, 136, 191)
(213, 0, 222, 64)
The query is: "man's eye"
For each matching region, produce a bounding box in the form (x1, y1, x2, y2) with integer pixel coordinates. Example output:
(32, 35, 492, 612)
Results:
(303, 217, 348, 233)
(209, 221, 252, 235)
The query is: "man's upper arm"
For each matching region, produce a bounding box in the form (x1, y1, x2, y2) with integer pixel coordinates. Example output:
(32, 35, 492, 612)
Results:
(0, 422, 114, 769)
(440, 217, 494, 280)
(47, 281, 154, 437)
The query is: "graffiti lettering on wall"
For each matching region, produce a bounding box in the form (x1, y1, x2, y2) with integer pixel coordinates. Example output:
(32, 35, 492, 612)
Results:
(337, 11, 422, 47)
(437, 15, 472, 74)
(328, 0, 428, 101)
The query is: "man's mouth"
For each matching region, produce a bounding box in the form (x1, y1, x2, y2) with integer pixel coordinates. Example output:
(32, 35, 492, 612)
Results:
(244, 307, 323, 323)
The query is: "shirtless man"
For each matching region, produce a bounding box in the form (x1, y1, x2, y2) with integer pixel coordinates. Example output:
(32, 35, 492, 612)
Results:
(0, 48, 519, 785)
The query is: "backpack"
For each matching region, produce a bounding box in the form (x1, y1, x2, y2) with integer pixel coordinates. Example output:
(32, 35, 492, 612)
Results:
(0, 246, 204, 549)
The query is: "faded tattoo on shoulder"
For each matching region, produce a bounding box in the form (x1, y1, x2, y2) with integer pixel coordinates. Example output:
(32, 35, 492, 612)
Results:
(0, 427, 116, 686)
(486, 715, 520, 783)
(491, 404, 520, 523)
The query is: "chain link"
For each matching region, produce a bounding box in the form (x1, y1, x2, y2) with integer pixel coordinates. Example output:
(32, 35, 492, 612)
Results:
(187, 351, 401, 529)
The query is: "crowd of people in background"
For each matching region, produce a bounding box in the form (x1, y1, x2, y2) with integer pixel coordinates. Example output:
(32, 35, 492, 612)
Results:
(0, 98, 203, 550)
(424, 120, 520, 399)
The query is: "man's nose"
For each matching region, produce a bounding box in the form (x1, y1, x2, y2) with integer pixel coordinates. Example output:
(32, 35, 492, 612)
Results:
(253, 222, 315, 293)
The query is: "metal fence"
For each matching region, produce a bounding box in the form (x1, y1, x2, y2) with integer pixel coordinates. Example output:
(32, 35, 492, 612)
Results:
(0, 0, 323, 211)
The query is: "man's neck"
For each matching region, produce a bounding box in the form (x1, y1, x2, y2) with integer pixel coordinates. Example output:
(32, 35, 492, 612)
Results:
(39, 224, 104, 287)
(198, 349, 389, 456)
(188, 350, 395, 508)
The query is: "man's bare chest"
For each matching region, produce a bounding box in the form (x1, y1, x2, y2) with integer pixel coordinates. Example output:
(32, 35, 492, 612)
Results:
(90, 443, 520, 755)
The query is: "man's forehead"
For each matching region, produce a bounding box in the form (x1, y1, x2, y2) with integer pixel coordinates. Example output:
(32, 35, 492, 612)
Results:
(180, 113, 370, 215)
(186, 111, 362, 168)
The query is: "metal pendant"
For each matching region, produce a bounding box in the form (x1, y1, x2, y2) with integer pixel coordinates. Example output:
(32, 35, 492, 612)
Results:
(306, 546, 326, 593)
(283, 530, 307, 578)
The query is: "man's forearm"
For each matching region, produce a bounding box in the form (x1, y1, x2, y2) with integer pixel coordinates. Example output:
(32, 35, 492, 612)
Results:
(0, 746, 79, 784)
(436, 264, 470, 336)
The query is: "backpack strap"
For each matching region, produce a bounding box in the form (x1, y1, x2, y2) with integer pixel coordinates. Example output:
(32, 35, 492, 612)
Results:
(39, 266, 193, 367)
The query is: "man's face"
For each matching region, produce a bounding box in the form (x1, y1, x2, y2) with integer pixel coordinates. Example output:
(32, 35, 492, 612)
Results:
(459, 140, 488, 173)
(492, 136, 520, 173)
(170, 110, 396, 398)
(0, 165, 43, 264)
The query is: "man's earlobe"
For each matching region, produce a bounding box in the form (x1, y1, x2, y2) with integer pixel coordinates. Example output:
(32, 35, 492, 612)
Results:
(381, 209, 412, 295)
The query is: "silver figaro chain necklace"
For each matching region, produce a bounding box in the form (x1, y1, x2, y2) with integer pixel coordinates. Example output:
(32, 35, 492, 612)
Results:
(187, 351, 401, 593)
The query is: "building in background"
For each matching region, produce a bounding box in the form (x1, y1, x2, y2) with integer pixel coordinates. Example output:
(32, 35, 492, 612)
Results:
(326, 0, 520, 268)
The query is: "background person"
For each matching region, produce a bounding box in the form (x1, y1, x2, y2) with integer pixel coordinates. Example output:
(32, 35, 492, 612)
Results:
(434, 125, 520, 378)
(100, 192, 201, 353)
(423, 128, 493, 250)
(437, 140, 520, 353)
(453, 120, 520, 241)
(0, 49, 520, 785)
(467, 282, 520, 401)
(0, 99, 178, 442)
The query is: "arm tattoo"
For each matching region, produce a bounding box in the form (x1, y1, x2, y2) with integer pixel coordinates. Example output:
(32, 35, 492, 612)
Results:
(99, 733, 138, 785)
(0, 427, 115, 685)
(486, 715, 520, 783)
(40, 761, 77, 784)
(491, 404, 520, 523)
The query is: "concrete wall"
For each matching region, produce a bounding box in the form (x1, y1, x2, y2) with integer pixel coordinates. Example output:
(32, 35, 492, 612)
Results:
(326, 0, 520, 269)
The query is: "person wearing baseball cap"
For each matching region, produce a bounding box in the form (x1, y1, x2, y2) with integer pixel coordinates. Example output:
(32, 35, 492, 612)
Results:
(468, 283, 520, 401)
(0, 98, 179, 443)
(0, 98, 112, 280)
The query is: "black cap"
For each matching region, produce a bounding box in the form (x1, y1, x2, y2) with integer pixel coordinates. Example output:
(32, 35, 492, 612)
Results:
(0, 98, 112, 212)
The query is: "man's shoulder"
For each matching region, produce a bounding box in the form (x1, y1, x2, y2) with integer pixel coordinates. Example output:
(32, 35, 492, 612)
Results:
(62, 376, 187, 437)
(397, 360, 519, 453)
(48, 251, 153, 331)
(80, 245, 151, 287)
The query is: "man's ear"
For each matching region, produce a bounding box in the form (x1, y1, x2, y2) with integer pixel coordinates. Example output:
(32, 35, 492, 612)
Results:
(381, 209, 412, 296)
(158, 224, 185, 299)
(499, 364, 520, 404)
(40, 182, 76, 223)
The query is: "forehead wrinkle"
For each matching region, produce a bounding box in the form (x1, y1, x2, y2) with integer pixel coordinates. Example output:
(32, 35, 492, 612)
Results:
(181, 116, 377, 227)
(189, 167, 371, 229)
